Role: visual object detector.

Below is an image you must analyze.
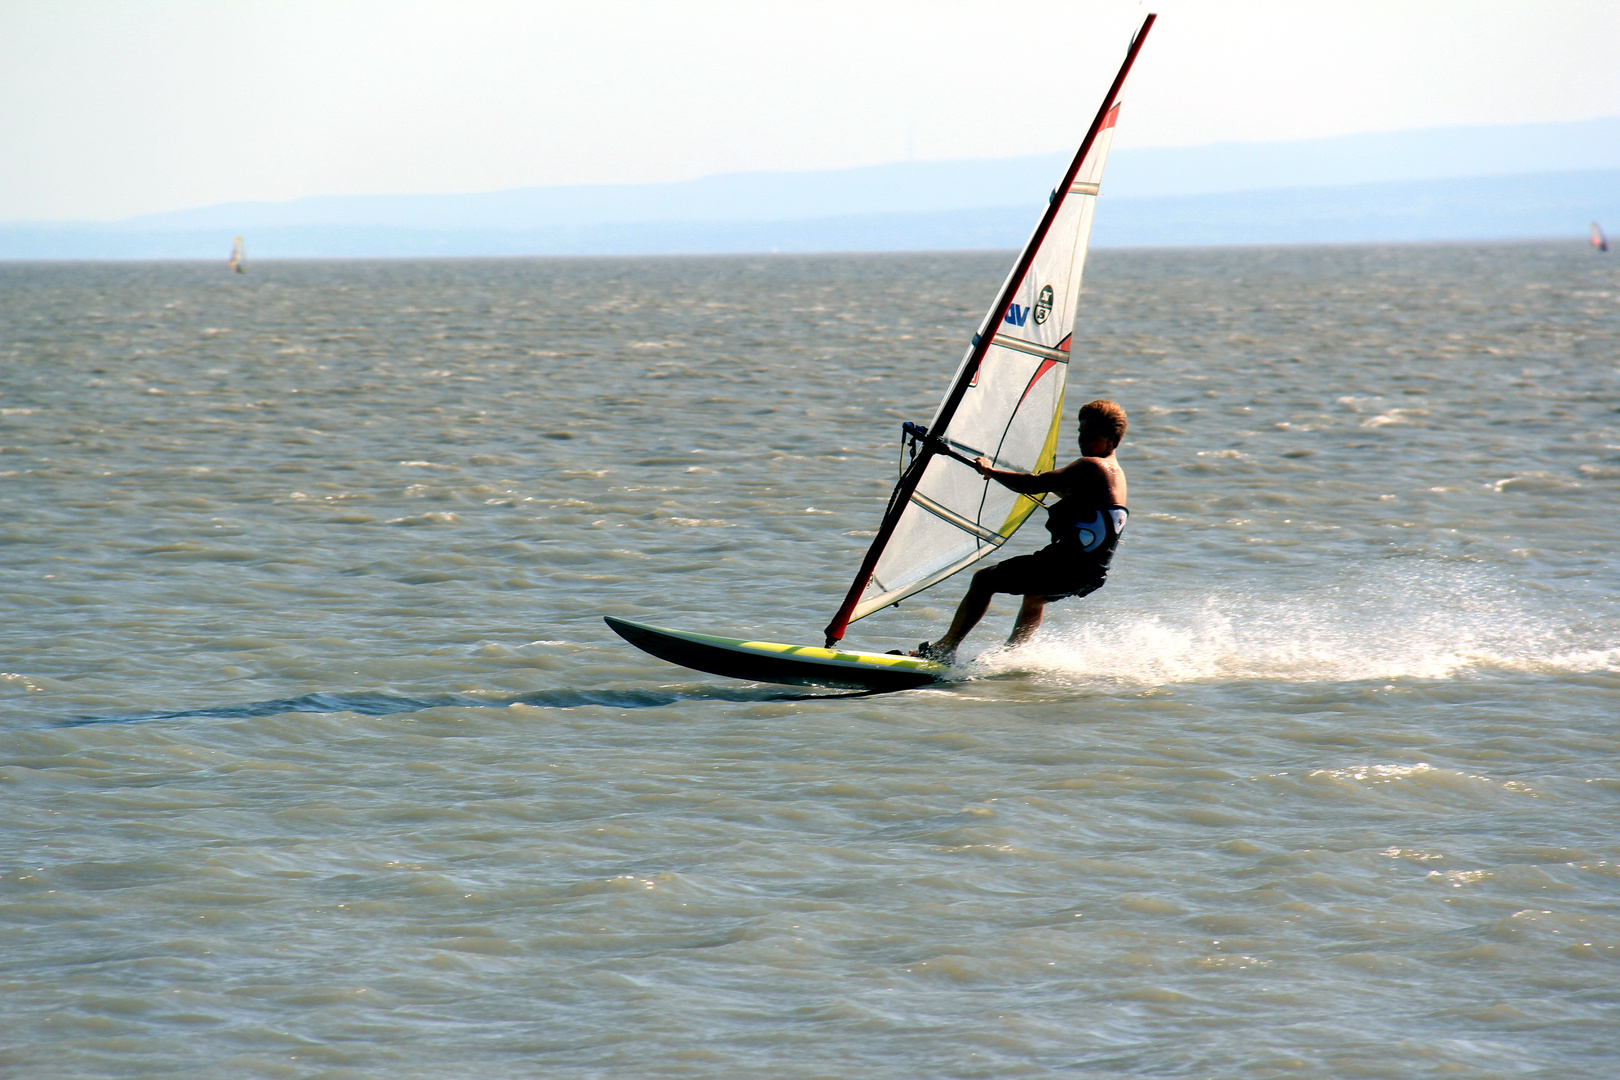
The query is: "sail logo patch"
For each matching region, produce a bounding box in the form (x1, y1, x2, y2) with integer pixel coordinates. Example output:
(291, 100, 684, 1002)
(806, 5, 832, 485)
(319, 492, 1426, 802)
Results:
(1033, 284, 1053, 325)
(1003, 303, 1030, 327)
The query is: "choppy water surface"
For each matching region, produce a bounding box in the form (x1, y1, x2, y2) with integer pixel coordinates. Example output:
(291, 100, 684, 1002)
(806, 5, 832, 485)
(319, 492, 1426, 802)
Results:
(2, 243, 1617, 1078)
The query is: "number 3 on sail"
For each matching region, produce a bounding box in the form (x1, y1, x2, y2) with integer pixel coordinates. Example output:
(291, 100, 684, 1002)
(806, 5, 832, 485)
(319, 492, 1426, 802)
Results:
(608, 14, 1156, 690)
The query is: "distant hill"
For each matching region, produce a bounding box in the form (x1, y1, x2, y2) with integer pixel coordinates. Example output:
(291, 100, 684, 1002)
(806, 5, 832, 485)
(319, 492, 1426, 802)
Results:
(3, 117, 1618, 259)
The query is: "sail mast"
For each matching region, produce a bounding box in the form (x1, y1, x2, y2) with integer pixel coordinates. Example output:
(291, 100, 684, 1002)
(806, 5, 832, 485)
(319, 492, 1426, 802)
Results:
(822, 13, 1155, 647)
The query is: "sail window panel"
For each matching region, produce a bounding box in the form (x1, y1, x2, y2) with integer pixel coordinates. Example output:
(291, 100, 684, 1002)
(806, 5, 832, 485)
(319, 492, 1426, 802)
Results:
(977, 481, 1027, 540)
(911, 491, 1007, 543)
(863, 459, 1049, 614)
(869, 497, 988, 602)
(853, 542, 1008, 621)
(995, 363, 1068, 474)
(916, 454, 1001, 530)
(868, 454, 1002, 603)
(946, 350, 1054, 473)
(946, 348, 1042, 444)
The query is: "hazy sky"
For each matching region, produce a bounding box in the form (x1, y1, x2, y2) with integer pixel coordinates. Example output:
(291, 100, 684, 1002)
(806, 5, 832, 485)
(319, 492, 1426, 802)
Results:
(3, 0, 1618, 221)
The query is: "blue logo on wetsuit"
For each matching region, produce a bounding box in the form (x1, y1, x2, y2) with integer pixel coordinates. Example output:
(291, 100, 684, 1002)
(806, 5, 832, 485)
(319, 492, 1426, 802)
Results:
(1072, 507, 1128, 553)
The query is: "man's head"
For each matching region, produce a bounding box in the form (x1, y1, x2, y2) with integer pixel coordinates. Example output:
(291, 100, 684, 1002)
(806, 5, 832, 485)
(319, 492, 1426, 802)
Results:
(1078, 399, 1127, 453)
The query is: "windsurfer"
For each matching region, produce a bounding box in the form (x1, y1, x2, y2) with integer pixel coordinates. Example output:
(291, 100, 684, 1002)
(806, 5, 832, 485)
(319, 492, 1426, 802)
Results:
(915, 399, 1128, 664)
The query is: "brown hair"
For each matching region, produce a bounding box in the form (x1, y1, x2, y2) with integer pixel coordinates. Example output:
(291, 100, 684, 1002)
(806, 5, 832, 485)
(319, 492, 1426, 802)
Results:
(1079, 399, 1127, 445)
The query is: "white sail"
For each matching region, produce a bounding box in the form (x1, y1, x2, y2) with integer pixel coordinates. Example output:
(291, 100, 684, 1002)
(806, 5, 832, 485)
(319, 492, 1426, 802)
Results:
(829, 19, 1159, 641)
(823, 16, 1153, 644)
(228, 237, 245, 273)
(850, 105, 1124, 622)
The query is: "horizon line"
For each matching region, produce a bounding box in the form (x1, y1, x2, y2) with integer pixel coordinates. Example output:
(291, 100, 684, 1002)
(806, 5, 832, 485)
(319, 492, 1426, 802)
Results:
(7, 113, 1620, 228)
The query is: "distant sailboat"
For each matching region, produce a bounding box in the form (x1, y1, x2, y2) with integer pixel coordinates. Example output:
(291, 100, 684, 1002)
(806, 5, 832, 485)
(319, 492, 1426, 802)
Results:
(228, 236, 246, 273)
(1592, 223, 1609, 252)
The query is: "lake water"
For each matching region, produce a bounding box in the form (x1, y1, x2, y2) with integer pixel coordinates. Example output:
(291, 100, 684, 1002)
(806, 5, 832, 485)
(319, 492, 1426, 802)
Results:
(2, 242, 1617, 1078)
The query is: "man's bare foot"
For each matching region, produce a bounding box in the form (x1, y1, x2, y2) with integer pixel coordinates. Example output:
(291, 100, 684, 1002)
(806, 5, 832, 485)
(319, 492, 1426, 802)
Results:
(910, 641, 957, 665)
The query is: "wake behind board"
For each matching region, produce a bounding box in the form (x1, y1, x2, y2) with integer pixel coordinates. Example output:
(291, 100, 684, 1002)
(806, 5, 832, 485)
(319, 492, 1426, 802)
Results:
(604, 617, 947, 692)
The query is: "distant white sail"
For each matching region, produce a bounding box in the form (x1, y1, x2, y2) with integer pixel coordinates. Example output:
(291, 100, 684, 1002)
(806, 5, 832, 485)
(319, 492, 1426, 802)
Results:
(228, 236, 245, 273)
(1593, 222, 1609, 252)
(825, 15, 1153, 644)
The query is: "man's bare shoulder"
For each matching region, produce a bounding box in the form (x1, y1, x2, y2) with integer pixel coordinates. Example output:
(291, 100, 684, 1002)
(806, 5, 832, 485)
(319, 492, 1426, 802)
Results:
(1049, 455, 1125, 501)
(1051, 455, 1111, 480)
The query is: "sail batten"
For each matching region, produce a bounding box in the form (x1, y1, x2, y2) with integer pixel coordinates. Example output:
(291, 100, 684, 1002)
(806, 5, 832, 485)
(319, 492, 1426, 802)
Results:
(994, 337, 1072, 363)
(823, 13, 1154, 646)
(855, 546, 1009, 622)
(909, 492, 1013, 543)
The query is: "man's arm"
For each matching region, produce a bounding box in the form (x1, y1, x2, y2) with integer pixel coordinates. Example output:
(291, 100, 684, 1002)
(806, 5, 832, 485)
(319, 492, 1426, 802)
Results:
(972, 456, 1084, 495)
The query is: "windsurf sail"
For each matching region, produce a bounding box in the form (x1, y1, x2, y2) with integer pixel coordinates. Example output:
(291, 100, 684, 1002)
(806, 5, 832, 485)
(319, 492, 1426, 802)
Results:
(1593, 222, 1609, 252)
(824, 13, 1154, 647)
(228, 236, 245, 273)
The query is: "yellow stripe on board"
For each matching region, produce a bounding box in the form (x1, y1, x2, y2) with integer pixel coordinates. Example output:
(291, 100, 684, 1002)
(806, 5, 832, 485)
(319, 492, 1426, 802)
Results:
(735, 640, 936, 671)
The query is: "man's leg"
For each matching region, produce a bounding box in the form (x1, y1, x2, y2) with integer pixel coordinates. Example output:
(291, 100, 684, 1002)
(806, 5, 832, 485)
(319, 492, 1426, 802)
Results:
(1006, 594, 1047, 647)
(930, 568, 996, 655)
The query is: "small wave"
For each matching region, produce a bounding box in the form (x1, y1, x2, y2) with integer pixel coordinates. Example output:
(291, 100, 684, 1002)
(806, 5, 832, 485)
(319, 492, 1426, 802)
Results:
(59, 685, 872, 727)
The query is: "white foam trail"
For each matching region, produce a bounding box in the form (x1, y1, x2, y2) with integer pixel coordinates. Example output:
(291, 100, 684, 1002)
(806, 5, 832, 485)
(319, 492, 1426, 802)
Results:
(963, 565, 1619, 687)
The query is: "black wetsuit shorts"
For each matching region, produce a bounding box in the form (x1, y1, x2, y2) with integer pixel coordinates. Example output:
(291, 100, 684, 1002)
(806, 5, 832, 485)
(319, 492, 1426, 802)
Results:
(976, 544, 1107, 602)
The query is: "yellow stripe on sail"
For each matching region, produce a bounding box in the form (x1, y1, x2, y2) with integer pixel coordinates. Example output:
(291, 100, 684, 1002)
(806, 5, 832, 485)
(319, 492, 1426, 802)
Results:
(994, 396, 1067, 537)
